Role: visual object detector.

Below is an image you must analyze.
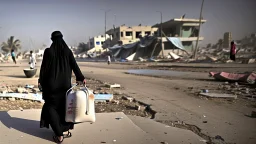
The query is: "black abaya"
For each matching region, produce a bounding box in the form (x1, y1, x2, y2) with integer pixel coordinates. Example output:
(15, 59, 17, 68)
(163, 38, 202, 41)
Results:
(39, 32, 84, 136)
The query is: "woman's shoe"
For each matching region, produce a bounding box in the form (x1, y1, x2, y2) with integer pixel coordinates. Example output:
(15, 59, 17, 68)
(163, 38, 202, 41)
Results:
(64, 131, 72, 138)
(53, 135, 64, 143)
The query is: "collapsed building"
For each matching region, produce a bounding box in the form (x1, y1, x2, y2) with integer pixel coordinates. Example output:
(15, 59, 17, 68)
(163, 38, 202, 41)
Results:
(104, 18, 207, 61)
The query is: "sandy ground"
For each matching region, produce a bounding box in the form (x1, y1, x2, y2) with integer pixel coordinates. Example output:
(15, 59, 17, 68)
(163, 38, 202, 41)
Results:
(1, 60, 256, 144)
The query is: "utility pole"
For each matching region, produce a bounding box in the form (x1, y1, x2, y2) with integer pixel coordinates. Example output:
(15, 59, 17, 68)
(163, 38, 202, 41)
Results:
(114, 14, 116, 25)
(101, 9, 111, 48)
(157, 11, 164, 58)
(193, 0, 205, 59)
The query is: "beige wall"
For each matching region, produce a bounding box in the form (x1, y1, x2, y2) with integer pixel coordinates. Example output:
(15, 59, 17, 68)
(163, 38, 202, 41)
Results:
(107, 26, 158, 46)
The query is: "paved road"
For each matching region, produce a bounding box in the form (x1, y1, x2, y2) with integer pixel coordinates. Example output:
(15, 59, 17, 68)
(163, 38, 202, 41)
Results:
(80, 62, 256, 144)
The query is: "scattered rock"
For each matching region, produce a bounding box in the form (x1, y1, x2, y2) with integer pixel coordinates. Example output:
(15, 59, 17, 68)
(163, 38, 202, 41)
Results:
(8, 97, 16, 101)
(97, 87, 103, 90)
(19, 107, 23, 111)
(174, 87, 180, 90)
(114, 91, 122, 95)
(112, 100, 119, 105)
(93, 91, 99, 94)
(17, 87, 28, 93)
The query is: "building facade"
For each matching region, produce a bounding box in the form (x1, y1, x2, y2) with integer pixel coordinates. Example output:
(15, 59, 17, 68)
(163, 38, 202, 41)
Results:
(106, 25, 158, 47)
(88, 34, 111, 52)
(152, 18, 207, 55)
(223, 32, 232, 48)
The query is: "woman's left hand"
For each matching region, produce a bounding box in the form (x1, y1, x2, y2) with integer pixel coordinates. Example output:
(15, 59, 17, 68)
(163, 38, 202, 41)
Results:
(76, 79, 86, 86)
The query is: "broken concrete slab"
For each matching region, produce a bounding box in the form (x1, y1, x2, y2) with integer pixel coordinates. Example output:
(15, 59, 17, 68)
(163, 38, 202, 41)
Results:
(122, 96, 134, 102)
(94, 94, 113, 102)
(169, 52, 180, 60)
(0, 93, 113, 103)
(200, 93, 237, 99)
(0, 93, 43, 102)
(105, 83, 121, 88)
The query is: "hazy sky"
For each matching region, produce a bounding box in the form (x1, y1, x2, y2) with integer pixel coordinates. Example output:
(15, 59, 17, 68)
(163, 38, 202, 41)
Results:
(0, 0, 255, 50)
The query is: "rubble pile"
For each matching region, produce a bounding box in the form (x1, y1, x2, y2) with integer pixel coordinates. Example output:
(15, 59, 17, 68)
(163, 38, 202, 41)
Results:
(217, 82, 256, 100)
(0, 78, 152, 118)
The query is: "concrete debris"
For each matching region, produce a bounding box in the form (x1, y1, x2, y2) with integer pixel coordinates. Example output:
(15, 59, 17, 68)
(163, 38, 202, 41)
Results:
(25, 85, 35, 89)
(8, 97, 16, 101)
(200, 93, 237, 99)
(169, 52, 180, 60)
(138, 57, 147, 62)
(242, 59, 256, 64)
(205, 55, 217, 62)
(17, 87, 28, 93)
(106, 83, 121, 88)
(225, 60, 234, 63)
(135, 104, 146, 111)
(112, 100, 120, 105)
(122, 96, 134, 102)
(94, 94, 114, 102)
(19, 107, 23, 111)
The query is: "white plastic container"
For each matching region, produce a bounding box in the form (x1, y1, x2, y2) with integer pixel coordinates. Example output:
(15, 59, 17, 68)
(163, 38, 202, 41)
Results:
(65, 84, 96, 123)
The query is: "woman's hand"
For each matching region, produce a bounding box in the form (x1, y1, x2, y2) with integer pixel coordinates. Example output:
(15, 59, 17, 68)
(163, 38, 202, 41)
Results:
(77, 79, 86, 86)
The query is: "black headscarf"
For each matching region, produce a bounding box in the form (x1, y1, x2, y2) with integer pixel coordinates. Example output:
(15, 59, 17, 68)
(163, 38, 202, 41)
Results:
(50, 31, 69, 57)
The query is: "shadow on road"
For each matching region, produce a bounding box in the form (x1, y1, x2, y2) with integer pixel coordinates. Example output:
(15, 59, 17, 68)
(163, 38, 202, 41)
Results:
(0, 66, 19, 68)
(0, 111, 53, 142)
(6, 75, 27, 78)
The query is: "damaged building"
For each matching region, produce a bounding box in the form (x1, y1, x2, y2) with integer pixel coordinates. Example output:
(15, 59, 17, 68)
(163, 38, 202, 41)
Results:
(152, 18, 207, 56)
(103, 18, 207, 61)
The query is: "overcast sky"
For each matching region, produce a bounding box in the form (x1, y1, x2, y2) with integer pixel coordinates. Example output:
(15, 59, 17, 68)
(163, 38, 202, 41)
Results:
(0, 0, 255, 50)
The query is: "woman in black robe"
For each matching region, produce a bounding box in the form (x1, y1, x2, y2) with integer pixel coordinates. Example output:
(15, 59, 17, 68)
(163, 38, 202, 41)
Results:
(39, 31, 86, 143)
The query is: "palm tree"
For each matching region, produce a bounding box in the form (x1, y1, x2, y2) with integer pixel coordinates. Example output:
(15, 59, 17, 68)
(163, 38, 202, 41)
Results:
(77, 42, 89, 53)
(206, 43, 212, 48)
(217, 39, 223, 50)
(1, 36, 21, 53)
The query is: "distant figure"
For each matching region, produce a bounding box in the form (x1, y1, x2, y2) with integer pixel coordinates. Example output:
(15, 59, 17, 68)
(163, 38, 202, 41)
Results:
(107, 55, 111, 65)
(29, 51, 36, 69)
(11, 49, 16, 64)
(230, 41, 236, 61)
